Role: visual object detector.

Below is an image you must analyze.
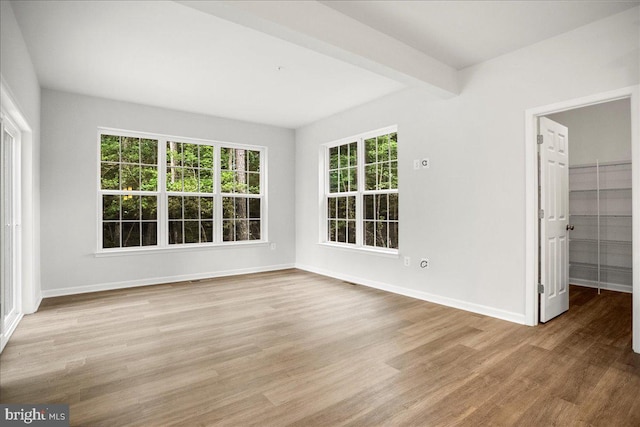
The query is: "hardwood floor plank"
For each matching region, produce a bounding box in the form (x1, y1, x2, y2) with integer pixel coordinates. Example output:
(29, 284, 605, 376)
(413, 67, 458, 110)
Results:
(1, 273, 638, 426)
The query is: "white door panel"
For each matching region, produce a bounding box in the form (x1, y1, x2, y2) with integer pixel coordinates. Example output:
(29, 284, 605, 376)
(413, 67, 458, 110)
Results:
(540, 117, 569, 322)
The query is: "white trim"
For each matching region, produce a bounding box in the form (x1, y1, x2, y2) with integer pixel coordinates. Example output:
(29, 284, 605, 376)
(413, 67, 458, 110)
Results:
(524, 85, 640, 353)
(95, 240, 269, 257)
(317, 242, 399, 258)
(41, 263, 295, 298)
(296, 263, 526, 325)
(570, 279, 632, 294)
(0, 312, 23, 353)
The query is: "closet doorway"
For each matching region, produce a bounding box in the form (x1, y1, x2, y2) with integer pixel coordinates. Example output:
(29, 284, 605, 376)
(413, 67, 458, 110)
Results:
(527, 87, 639, 354)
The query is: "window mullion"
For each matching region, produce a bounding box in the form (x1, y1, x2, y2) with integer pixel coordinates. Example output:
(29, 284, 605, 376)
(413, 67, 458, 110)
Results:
(356, 137, 364, 247)
(215, 145, 222, 244)
(158, 138, 167, 247)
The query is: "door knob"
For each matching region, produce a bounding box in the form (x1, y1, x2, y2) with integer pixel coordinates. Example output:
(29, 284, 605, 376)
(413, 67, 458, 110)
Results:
(566, 224, 574, 230)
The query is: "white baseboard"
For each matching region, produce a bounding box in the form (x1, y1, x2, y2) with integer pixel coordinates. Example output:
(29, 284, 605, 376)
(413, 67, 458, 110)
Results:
(0, 312, 24, 354)
(296, 263, 526, 325)
(570, 278, 633, 294)
(41, 264, 296, 298)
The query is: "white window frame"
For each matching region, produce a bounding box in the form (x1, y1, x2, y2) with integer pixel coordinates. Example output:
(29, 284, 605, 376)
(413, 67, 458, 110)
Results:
(320, 125, 398, 255)
(96, 128, 267, 254)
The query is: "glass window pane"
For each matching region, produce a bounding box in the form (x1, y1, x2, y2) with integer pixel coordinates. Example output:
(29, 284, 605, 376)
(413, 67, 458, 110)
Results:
(365, 164, 376, 190)
(364, 221, 374, 246)
(183, 168, 198, 192)
(121, 137, 140, 164)
(329, 170, 339, 193)
(122, 164, 140, 191)
(348, 167, 357, 192)
(234, 171, 248, 194)
(122, 195, 140, 220)
(337, 220, 346, 242)
(200, 197, 214, 219)
(329, 146, 339, 169)
(220, 147, 233, 170)
(200, 221, 214, 243)
(339, 170, 350, 193)
(235, 220, 249, 241)
(141, 166, 158, 191)
(377, 134, 390, 163)
(328, 197, 336, 219)
(337, 197, 346, 219)
(184, 196, 199, 219)
(103, 195, 120, 221)
(199, 145, 214, 169)
(377, 194, 388, 220)
(248, 172, 260, 194)
(248, 150, 260, 172)
(221, 171, 234, 193)
(365, 138, 376, 164)
(346, 196, 356, 220)
(141, 196, 157, 221)
(349, 142, 357, 167)
(166, 167, 183, 191)
(364, 195, 374, 220)
(168, 196, 183, 220)
(169, 221, 183, 244)
(249, 198, 260, 219)
(377, 222, 388, 248)
(101, 135, 120, 162)
(222, 197, 235, 219)
(101, 163, 120, 190)
(122, 222, 141, 247)
(249, 220, 261, 240)
(142, 222, 157, 246)
(328, 220, 336, 241)
(222, 220, 235, 241)
(183, 143, 198, 168)
(378, 163, 390, 190)
(199, 169, 213, 193)
(167, 141, 182, 167)
(102, 222, 120, 248)
(390, 161, 398, 189)
(389, 194, 398, 220)
(347, 221, 356, 244)
(140, 138, 158, 165)
(235, 197, 248, 220)
(390, 133, 398, 160)
(184, 221, 199, 243)
(389, 222, 399, 249)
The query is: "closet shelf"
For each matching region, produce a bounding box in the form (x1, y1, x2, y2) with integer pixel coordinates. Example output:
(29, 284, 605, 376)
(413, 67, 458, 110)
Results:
(569, 238, 631, 245)
(570, 187, 631, 193)
(569, 214, 632, 218)
(569, 262, 632, 273)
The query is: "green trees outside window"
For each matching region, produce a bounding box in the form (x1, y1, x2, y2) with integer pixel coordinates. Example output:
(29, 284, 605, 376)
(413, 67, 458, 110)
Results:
(99, 131, 264, 249)
(326, 129, 398, 250)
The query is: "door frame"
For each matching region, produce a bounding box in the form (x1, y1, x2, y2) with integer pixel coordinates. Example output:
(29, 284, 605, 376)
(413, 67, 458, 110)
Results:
(524, 85, 640, 353)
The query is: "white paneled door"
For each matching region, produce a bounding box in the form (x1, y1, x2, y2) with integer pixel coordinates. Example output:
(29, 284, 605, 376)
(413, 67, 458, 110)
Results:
(539, 117, 570, 322)
(0, 114, 21, 352)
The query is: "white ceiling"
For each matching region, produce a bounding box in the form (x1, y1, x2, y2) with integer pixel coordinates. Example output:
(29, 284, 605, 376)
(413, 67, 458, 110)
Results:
(10, 1, 639, 129)
(322, 1, 639, 70)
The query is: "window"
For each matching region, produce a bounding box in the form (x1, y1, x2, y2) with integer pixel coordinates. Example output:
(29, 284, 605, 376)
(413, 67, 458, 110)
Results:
(324, 127, 398, 251)
(98, 130, 265, 251)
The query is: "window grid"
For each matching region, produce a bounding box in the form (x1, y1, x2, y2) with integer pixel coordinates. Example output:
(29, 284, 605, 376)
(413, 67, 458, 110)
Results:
(98, 130, 265, 251)
(324, 128, 398, 250)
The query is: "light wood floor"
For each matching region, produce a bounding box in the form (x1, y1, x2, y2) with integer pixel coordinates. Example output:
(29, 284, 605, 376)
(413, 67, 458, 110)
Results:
(1, 270, 639, 426)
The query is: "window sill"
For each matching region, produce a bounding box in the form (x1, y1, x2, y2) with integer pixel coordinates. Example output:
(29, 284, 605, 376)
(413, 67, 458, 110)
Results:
(318, 242, 399, 258)
(95, 241, 269, 257)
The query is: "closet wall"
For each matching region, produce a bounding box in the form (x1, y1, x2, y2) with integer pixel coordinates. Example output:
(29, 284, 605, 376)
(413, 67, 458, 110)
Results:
(547, 99, 632, 293)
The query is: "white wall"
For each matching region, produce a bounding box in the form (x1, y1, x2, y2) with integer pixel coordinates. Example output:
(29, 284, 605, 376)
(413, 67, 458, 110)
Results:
(0, 1, 41, 313)
(40, 90, 295, 295)
(295, 7, 639, 322)
(547, 99, 631, 166)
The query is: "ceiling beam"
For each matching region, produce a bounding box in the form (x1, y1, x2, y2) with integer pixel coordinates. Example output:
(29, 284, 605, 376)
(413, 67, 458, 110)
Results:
(177, 0, 459, 98)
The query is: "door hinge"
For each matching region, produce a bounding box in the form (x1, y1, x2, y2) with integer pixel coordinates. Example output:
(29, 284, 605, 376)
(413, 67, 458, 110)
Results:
(537, 135, 543, 145)
(538, 283, 544, 294)
(538, 209, 544, 219)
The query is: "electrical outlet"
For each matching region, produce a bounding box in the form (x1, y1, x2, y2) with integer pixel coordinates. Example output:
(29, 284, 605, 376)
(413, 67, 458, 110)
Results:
(404, 256, 410, 267)
(413, 159, 420, 170)
(270, 243, 276, 250)
(420, 258, 430, 269)
(421, 158, 430, 169)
